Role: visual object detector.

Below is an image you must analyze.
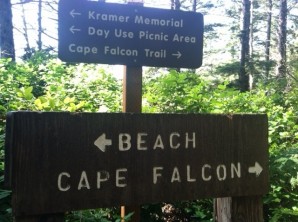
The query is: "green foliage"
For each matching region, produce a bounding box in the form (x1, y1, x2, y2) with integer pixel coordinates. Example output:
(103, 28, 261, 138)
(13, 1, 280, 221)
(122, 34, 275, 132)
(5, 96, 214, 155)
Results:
(214, 61, 240, 76)
(264, 148, 298, 221)
(0, 53, 122, 221)
(144, 70, 298, 221)
(65, 208, 130, 222)
(0, 175, 11, 222)
(1, 53, 298, 221)
(141, 201, 213, 222)
(0, 58, 121, 113)
(143, 70, 212, 113)
(21, 47, 56, 63)
(65, 207, 134, 222)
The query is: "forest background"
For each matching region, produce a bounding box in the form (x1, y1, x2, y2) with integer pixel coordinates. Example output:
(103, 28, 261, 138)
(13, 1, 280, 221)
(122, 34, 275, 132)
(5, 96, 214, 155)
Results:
(0, 0, 298, 221)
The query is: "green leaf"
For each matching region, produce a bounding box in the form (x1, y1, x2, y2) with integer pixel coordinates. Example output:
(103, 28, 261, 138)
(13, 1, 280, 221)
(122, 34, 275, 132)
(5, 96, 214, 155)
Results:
(0, 190, 11, 199)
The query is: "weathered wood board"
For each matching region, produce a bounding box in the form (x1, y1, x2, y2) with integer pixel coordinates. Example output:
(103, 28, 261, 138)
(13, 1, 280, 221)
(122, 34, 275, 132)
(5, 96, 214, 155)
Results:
(5, 112, 269, 216)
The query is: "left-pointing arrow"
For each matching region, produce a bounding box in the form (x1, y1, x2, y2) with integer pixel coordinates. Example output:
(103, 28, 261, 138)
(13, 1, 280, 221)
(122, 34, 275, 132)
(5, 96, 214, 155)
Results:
(94, 134, 112, 152)
(70, 9, 81, 18)
(69, 26, 81, 34)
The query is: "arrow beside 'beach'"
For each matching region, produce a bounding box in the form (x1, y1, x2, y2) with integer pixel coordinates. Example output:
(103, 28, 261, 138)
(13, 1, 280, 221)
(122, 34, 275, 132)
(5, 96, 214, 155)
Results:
(70, 9, 81, 18)
(248, 162, 263, 177)
(172, 51, 182, 59)
(94, 134, 112, 152)
(69, 26, 81, 34)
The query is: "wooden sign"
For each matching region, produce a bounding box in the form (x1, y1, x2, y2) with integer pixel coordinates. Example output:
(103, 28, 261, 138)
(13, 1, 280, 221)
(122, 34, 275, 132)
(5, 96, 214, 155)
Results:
(58, 0, 204, 68)
(5, 112, 269, 216)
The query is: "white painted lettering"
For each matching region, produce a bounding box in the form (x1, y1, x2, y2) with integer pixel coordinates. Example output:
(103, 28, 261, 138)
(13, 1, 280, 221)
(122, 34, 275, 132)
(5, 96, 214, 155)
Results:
(202, 164, 212, 181)
(119, 133, 131, 151)
(171, 167, 181, 183)
(134, 15, 183, 28)
(185, 132, 196, 148)
(118, 16, 130, 23)
(116, 168, 127, 187)
(114, 29, 134, 39)
(104, 46, 138, 57)
(89, 11, 130, 23)
(231, 162, 241, 178)
(68, 44, 97, 55)
(137, 133, 148, 150)
(153, 167, 163, 184)
(88, 11, 95, 19)
(187, 165, 196, 182)
(57, 172, 70, 192)
(78, 171, 90, 190)
(173, 34, 196, 43)
(88, 27, 110, 38)
(170, 133, 180, 149)
(216, 165, 227, 181)
(144, 49, 167, 58)
(153, 135, 164, 150)
(97, 171, 110, 189)
(139, 31, 169, 41)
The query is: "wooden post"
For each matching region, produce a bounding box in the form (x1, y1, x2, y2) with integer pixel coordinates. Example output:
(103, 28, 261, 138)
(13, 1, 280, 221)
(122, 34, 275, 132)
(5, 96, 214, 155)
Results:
(215, 196, 264, 222)
(121, 65, 142, 222)
(122, 66, 142, 113)
(121, 0, 143, 217)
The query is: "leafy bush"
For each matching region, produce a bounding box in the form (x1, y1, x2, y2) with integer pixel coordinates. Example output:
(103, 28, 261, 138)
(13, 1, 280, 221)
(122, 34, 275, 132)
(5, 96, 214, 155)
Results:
(1, 55, 297, 221)
(0, 54, 122, 221)
(264, 148, 298, 221)
(65, 208, 131, 222)
(143, 70, 298, 221)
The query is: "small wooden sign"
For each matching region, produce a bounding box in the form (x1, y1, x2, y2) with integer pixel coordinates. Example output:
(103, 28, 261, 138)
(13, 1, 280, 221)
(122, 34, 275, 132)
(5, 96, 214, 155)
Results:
(5, 112, 269, 216)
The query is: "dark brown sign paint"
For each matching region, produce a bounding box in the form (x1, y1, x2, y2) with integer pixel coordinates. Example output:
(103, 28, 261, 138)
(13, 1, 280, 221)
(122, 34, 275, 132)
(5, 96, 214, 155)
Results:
(5, 112, 269, 216)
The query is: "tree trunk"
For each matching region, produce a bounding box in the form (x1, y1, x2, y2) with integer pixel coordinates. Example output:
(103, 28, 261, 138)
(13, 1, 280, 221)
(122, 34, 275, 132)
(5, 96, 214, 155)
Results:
(21, 2, 31, 51)
(171, 0, 181, 10)
(276, 0, 287, 87)
(171, 0, 181, 72)
(238, 0, 251, 92)
(193, 0, 197, 11)
(189, 0, 198, 73)
(0, 0, 15, 60)
(215, 196, 264, 222)
(265, 0, 272, 79)
(37, 0, 42, 50)
(249, 0, 254, 89)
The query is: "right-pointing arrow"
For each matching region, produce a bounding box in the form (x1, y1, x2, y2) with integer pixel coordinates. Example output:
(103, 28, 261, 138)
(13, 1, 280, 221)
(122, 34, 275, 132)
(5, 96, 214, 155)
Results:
(94, 134, 112, 152)
(172, 51, 182, 59)
(248, 162, 263, 177)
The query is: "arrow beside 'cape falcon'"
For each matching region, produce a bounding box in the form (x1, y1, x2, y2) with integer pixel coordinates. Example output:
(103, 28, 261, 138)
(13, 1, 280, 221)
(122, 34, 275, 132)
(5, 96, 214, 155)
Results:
(94, 134, 112, 152)
(248, 162, 263, 177)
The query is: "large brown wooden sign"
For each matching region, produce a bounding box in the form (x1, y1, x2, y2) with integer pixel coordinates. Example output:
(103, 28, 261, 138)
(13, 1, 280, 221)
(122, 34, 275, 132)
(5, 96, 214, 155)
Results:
(5, 112, 269, 216)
